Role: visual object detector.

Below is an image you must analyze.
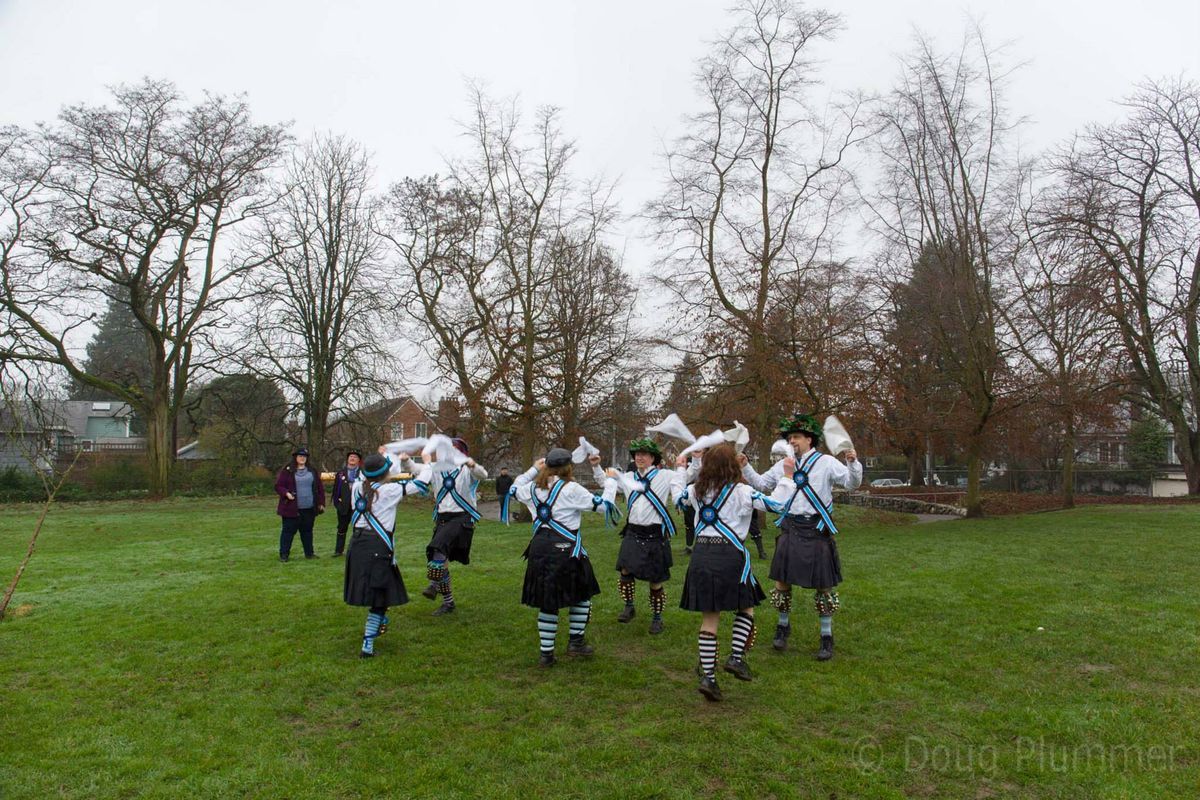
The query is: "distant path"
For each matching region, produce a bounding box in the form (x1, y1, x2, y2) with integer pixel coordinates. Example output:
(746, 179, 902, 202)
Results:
(914, 513, 959, 523)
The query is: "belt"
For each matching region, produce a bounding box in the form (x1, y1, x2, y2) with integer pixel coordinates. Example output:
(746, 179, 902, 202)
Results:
(783, 513, 822, 525)
(695, 536, 735, 546)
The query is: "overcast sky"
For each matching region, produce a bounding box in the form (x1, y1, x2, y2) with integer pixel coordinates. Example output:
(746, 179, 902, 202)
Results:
(3, 0, 1196, 271)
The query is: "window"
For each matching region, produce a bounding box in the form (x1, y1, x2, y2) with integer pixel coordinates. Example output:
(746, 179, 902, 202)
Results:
(1167, 438, 1179, 465)
(390, 423, 404, 440)
(85, 417, 128, 438)
(415, 422, 427, 438)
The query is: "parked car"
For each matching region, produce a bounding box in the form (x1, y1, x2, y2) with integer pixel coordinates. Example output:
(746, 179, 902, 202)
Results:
(871, 478, 907, 488)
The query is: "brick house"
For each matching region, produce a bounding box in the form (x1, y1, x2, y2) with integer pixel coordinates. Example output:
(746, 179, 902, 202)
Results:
(327, 396, 439, 454)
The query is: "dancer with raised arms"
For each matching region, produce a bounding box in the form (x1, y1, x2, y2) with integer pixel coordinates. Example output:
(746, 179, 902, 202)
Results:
(343, 449, 413, 658)
(676, 442, 791, 701)
(506, 448, 620, 667)
(741, 413, 862, 660)
(606, 438, 687, 634)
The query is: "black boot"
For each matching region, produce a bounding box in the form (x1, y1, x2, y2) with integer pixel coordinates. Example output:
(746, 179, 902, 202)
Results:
(567, 635, 594, 657)
(772, 623, 791, 651)
(421, 582, 439, 600)
(538, 651, 556, 668)
(816, 634, 834, 661)
(431, 602, 456, 617)
(648, 617, 664, 635)
(698, 675, 723, 701)
(617, 604, 636, 623)
(723, 655, 753, 682)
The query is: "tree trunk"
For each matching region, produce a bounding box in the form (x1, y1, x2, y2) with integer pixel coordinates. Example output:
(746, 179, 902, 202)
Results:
(1179, 428, 1200, 495)
(1061, 421, 1076, 509)
(145, 392, 173, 499)
(906, 447, 925, 486)
(963, 437, 984, 518)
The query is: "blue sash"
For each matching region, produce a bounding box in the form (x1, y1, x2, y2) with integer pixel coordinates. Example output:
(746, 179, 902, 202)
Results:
(694, 484, 755, 585)
(434, 468, 481, 522)
(626, 468, 676, 536)
(532, 480, 586, 558)
(774, 451, 838, 534)
(350, 482, 399, 565)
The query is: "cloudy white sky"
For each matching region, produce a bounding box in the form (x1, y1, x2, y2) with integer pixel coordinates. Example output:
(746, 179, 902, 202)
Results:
(3, 0, 1196, 272)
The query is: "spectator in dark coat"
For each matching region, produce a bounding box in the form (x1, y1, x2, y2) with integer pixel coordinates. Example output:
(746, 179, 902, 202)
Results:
(494, 467, 514, 504)
(276, 447, 326, 562)
(330, 450, 363, 557)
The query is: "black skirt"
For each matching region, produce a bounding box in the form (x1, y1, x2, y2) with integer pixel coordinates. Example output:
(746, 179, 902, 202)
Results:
(344, 529, 409, 608)
(615, 522, 673, 582)
(426, 512, 476, 565)
(769, 516, 842, 588)
(521, 527, 601, 613)
(679, 538, 766, 612)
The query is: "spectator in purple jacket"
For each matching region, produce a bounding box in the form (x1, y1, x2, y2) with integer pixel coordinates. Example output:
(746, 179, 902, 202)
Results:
(276, 447, 326, 562)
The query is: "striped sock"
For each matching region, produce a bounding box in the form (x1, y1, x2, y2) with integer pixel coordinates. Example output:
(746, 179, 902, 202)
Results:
(537, 612, 558, 654)
(698, 631, 718, 678)
(820, 615, 833, 636)
(731, 612, 754, 658)
(568, 601, 591, 638)
(440, 571, 455, 606)
(362, 611, 384, 654)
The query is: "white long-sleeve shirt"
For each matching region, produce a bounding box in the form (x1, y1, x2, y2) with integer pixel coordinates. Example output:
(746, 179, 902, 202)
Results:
(512, 466, 618, 531)
(600, 464, 687, 527)
(741, 450, 862, 515)
(351, 459, 413, 535)
(405, 457, 488, 515)
(689, 481, 794, 542)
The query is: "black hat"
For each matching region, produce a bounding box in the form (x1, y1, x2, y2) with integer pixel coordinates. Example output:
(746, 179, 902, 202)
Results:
(346, 449, 362, 459)
(362, 453, 391, 479)
(293, 447, 309, 457)
(545, 448, 572, 467)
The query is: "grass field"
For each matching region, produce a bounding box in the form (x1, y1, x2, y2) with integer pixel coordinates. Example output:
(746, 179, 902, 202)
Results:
(1, 497, 1197, 799)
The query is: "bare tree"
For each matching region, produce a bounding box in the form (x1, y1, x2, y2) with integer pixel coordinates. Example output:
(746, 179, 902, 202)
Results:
(237, 134, 390, 468)
(1002, 175, 1122, 506)
(379, 175, 505, 456)
(0, 366, 82, 621)
(647, 0, 865, 451)
(1048, 78, 1200, 494)
(384, 90, 633, 464)
(543, 234, 637, 444)
(0, 81, 288, 497)
(866, 28, 1016, 516)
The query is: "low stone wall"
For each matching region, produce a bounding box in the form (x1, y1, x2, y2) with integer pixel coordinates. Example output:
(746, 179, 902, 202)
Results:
(838, 491, 966, 517)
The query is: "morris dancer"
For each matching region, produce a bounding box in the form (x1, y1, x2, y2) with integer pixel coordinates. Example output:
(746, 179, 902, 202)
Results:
(505, 448, 620, 667)
(401, 438, 487, 617)
(606, 438, 686, 634)
(343, 450, 412, 658)
(677, 443, 790, 701)
(742, 413, 861, 660)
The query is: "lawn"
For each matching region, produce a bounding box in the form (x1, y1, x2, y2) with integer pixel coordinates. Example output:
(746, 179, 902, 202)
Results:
(1, 497, 1197, 799)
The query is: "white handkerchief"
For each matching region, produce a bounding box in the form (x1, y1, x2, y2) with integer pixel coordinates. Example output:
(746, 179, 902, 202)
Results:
(823, 415, 854, 456)
(572, 436, 601, 464)
(723, 421, 750, 453)
(422, 434, 470, 471)
(383, 437, 429, 457)
(680, 429, 726, 458)
(646, 413, 696, 444)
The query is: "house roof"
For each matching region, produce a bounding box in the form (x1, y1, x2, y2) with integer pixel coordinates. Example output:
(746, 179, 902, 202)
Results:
(330, 396, 435, 427)
(55, 400, 137, 437)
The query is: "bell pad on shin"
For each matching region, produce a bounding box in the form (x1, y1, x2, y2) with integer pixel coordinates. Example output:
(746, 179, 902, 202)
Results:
(813, 590, 840, 616)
